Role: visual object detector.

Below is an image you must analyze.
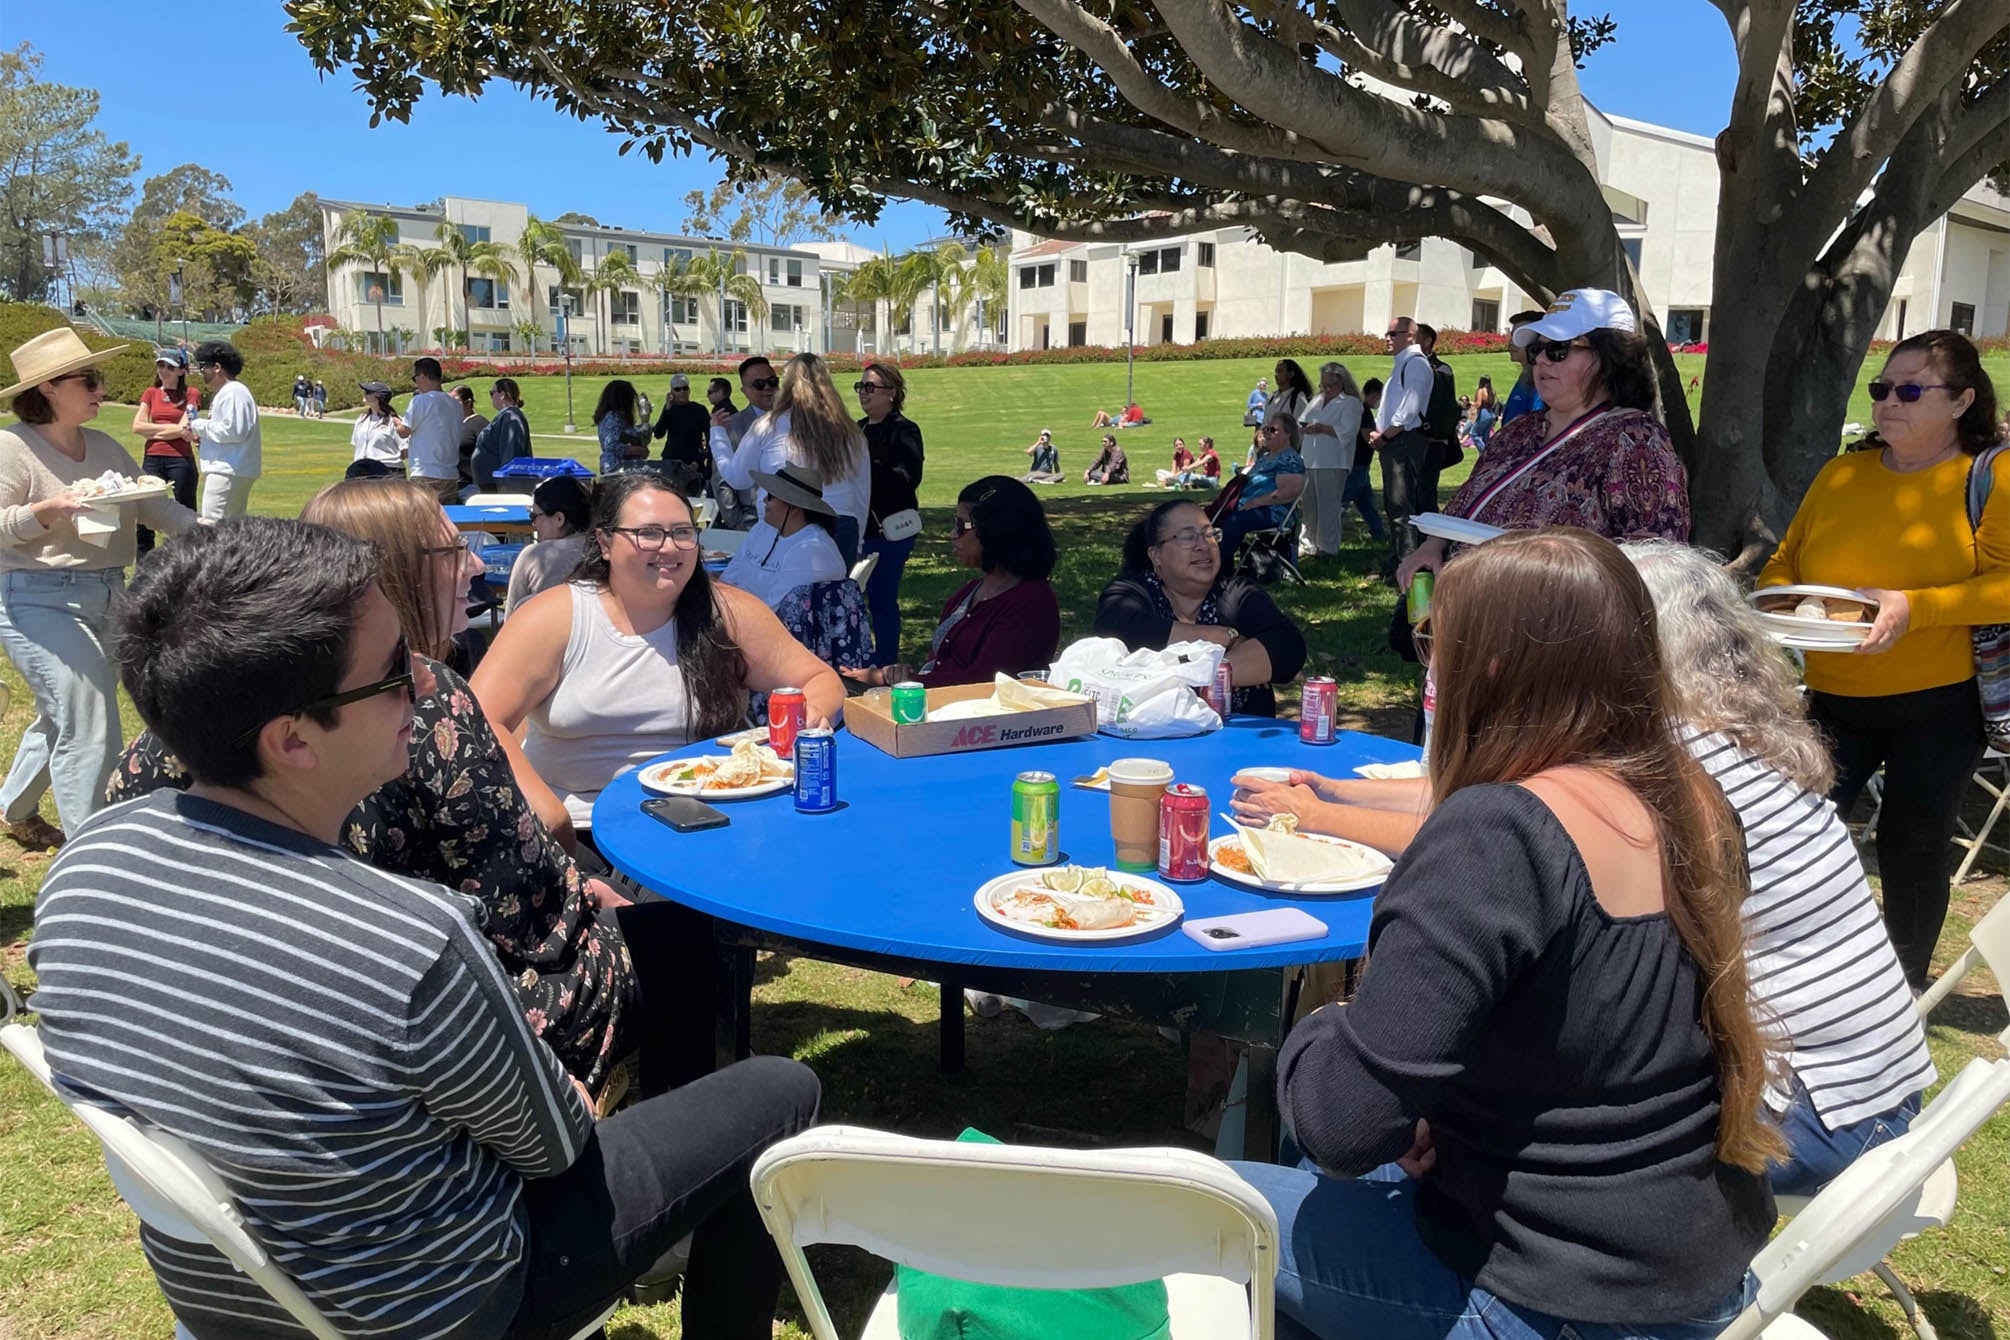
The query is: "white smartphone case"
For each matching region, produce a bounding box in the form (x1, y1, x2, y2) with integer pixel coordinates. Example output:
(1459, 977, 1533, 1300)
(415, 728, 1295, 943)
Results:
(1182, 907, 1329, 951)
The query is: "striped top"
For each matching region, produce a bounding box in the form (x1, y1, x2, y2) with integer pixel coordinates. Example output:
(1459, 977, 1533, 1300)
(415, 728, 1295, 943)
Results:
(1684, 730, 1934, 1127)
(28, 790, 591, 1340)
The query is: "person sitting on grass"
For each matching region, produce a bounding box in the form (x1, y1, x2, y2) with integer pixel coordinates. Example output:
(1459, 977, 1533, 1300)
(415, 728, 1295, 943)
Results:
(1023, 428, 1062, 482)
(1084, 433, 1129, 485)
(1155, 436, 1197, 487)
(33, 516, 822, 1340)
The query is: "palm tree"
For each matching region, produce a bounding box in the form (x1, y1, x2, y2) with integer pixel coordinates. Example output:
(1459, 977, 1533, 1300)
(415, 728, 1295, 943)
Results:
(844, 254, 902, 355)
(654, 253, 710, 354)
(900, 242, 967, 357)
(465, 241, 521, 345)
(517, 213, 581, 350)
(327, 212, 400, 350)
(962, 245, 1010, 350)
(428, 219, 479, 341)
(586, 249, 642, 356)
(687, 249, 768, 357)
(391, 240, 452, 347)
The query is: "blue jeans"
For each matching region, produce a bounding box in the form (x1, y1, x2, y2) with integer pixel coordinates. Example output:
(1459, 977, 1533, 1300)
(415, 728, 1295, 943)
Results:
(861, 533, 918, 665)
(0, 568, 125, 835)
(1344, 461, 1386, 540)
(1230, 1162, 1756, 1340)
(1770, 1076, 1919, 1197)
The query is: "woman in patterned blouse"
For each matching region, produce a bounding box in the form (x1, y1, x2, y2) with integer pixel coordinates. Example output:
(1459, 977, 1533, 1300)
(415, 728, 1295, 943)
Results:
(107, 480, 643, 1099)
(1397, 289, 1689, 593)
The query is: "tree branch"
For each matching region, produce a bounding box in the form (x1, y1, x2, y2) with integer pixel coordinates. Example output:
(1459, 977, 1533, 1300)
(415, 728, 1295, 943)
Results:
(1935, 76, 2010, 190)
(1253, 0, 1535, 123)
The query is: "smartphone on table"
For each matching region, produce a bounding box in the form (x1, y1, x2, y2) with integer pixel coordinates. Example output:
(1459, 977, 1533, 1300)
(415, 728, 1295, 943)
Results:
(641, 795, 731, 833)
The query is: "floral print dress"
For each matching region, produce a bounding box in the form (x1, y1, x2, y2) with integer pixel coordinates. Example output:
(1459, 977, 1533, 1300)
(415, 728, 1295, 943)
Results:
(1444, 405, 1690, 541)
(105, 656, 637, 1091)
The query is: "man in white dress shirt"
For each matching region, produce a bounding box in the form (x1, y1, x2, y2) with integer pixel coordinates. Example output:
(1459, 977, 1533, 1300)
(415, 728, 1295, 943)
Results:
(1369, 317, 1436, 570)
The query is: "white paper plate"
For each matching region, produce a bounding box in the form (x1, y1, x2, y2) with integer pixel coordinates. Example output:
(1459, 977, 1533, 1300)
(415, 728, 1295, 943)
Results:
(1409, 513, 1505, 546)
(1353, 760, 1428, 780)
(1207, 835, 1392, 895)
(1771, 633, 1870, 653)
(637, 754, 793, 800)
(1747, 586, 1876, 645)
(973, 870, 1184, 942)
(74, 480, 170, 505)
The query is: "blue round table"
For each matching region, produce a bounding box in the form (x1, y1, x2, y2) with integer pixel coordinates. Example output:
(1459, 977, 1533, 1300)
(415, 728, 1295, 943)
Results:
(445, 502, 533, 537)
(592, 719, 1421, 1157)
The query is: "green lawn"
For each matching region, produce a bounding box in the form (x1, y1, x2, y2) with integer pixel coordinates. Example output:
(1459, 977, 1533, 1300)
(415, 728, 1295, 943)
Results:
(0, 355, 2004, 1339)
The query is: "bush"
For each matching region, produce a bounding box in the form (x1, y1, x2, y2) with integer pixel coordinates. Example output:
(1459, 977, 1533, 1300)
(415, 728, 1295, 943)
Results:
(0, 301, 163, 405)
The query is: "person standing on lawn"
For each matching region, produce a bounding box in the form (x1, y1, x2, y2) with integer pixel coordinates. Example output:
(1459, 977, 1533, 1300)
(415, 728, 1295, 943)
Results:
(188, 340, 261, 522)
(131, 348, 200, 555)
(399, 357, 462, 503)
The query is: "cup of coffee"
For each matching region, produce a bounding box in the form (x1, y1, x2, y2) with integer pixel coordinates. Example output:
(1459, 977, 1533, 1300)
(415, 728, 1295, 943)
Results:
(1108, 758, 1175, 872)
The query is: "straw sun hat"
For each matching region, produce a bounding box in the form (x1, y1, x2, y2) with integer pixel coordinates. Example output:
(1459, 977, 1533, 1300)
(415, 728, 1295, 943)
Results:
(1, 328, 129, 402)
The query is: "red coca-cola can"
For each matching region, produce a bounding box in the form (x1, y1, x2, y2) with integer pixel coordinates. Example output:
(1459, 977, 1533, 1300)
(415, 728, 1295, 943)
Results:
(1300, 676, 1337, 745)
(768, 687, 807, 756)
(1205, 660, 1234, 720)
(1158, 783, 1211, 882)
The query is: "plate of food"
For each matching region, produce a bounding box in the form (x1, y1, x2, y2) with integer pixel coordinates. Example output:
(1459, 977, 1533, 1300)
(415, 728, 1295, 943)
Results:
(1747, 585, 1876, 647)
(69, 471, 171, 504)
(1408, 512, 1506, 547)
(638, 739, 793, 799)
(973, 864, 1184, 942)
(1209, 815, 1393, 894)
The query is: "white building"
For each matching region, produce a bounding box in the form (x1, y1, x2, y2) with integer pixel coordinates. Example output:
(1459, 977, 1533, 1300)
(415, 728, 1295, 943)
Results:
(318, 196, 840, 358)
(1006, 106, 2004, 350)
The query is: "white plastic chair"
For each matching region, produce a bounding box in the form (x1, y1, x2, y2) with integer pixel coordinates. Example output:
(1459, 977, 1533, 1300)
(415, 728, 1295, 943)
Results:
(0, 1022, 614, 1340)
(1951, 750, 2008, 884)
(751, 1125, 1278, 1340)
(849, 550, 880, 590)
(1917, 888, 2010, 1029)
(1731, 1052, 2010, 1340)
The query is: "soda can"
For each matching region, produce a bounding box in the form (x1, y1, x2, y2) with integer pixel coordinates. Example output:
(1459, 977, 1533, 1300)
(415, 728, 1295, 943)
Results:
(1205, 660, 1234, 720)
(768, 686, 807, 757)
(890, 680, 928, 724)
(1300, 676, 1338, 745)
(1010, 771, 1060, 866)
(1158, 783, 1211, 881)
(793, 727, 838, 813)
(1407, 570, 1435, 626)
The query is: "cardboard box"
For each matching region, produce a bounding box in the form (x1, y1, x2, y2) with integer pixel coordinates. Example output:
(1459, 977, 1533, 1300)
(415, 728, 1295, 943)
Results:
(847, 681, 1098, 759)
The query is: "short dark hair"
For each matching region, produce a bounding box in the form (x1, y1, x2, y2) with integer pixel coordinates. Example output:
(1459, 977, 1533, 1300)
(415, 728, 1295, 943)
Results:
(8, 386, 54, 424)
(959, 476, 1055, 581)
(1416, 323, 1439, 347)
(1583, 327, 1661, 414)
(1890, 329, 2002, 455)
(1361, 377, 1384, 397)
(737, 356, 774, 382)
(193, 341, 242, 378)
(1123, 498, 1212, 575)
(412, 357, 443, 381)
(861, 360, 907, 413)
(491, 377, 522, 406)
(532, 475, 593, 533)
(116, 518, 380, 787)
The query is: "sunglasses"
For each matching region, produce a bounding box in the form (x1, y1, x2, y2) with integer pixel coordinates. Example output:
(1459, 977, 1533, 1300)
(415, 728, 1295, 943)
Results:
(1867, 380, 1954, 403)
(53, 369, 106, 391)
(235, 637, 414, 744)
(1535, 339, 1592, 363)
(853, 381, 891, 394)
(746, 377, 780, 391)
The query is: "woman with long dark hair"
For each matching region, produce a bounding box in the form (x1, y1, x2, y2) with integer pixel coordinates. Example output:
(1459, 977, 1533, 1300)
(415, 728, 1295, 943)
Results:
(131, 348, 200, 554)
(472, 473, 843, 833)
(1233, 527, 1777, 1340)
(594, 378, 654, 475)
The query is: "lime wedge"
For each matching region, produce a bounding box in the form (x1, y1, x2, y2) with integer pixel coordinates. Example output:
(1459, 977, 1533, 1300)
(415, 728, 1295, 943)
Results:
(1081, 876, 1119, 900)
(1041, 866, 1084, 894)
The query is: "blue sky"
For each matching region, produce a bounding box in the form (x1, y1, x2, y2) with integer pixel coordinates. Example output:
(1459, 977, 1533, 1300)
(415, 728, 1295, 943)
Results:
(17, 3, 1735, 249)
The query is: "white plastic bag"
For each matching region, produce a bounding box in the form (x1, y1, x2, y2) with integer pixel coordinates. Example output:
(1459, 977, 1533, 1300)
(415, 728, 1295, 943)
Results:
(1046, 636, 1224, 739)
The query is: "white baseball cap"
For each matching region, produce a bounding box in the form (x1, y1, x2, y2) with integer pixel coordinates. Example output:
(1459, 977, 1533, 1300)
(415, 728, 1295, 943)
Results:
(1511, 288, 1638, 347)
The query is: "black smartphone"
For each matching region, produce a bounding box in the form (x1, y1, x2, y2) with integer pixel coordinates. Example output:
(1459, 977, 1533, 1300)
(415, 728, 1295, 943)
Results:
(641, 795, 731, 833)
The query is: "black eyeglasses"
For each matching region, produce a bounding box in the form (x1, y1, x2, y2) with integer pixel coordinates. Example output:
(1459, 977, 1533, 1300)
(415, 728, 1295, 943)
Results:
(747, 377, 780, 391)
(1867, 380, 1953, 403)
(606, 524, 701, 551)
(53, 370, 105, 390)
(1154, 526, 1223, 548)
(234, 637, 414, 744)
(420, 535, 473, 558)
(853, 381, 891, 394)
(1535, 339, 1592, 363)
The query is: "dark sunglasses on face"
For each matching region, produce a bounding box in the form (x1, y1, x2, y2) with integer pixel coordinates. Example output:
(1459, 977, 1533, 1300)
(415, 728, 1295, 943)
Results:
(747, 377, 780, 391)
(54, 369, 106, 390)
(236, 637, 414, 743)
(1535, 339, 1592, 363)
(1867, 380, 1953, 403)
(853, 382, 891, 394)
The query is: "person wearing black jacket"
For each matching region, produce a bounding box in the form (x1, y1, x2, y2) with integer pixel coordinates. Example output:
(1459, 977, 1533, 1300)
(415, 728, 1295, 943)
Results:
(652, 372, 713, 494)
(855, 361, 925, 666)
(1417, 324, 1462, 509)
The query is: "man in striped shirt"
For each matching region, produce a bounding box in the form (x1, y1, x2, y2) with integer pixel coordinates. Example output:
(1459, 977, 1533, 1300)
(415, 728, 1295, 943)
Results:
(30, 518, 819, 1340)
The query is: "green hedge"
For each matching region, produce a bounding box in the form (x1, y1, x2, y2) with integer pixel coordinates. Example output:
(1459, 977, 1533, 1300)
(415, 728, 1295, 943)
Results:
(0, 302, 161, 405)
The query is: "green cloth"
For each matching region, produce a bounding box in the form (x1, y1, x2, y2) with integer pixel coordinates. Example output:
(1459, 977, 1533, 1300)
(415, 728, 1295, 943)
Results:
(894, 1128, 1173, 1340)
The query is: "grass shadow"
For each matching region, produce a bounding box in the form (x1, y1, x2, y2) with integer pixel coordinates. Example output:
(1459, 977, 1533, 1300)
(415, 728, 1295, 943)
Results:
(1800, 1286, 2001, 1340)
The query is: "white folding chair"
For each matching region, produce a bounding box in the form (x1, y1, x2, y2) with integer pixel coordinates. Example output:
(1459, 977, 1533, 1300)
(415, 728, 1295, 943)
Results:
(700, 525, 750, 555)
(849, 550, 880, 590)
(1728, 1053, 2010, 1340)
(0, 1022, 614, 1340)
(1917, 888, 2010, 1030)
(1951, 750, 2009, 884)
(751, 1125, 1278, 1340)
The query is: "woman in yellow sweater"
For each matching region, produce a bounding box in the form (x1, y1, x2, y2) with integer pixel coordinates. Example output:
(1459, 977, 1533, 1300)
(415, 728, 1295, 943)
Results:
(1760, 329, 2009, 987)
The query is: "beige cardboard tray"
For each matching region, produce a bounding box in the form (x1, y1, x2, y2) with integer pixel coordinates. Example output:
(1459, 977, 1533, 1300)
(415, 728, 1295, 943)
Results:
(846, 681, 1098, 759)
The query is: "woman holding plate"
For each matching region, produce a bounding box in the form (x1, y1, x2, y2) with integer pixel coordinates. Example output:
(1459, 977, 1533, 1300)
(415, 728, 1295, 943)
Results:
(1757, 328, 2009, 988)
(0, 330, 197, 848)
(1393, 289, 1689, 595)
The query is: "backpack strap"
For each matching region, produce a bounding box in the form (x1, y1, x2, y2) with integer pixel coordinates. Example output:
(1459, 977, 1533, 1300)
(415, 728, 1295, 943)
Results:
(1969, 442, 2008, 532)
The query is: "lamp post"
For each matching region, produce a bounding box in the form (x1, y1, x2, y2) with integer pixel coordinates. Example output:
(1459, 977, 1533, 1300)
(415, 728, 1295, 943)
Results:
(560, 294, 577, 433)
(1124, 249, 1140, 411)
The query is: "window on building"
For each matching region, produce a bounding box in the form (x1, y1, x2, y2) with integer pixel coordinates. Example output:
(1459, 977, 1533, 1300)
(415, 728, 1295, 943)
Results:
(1197, 242, 1216, 268)
(1665, 308, 1707, 344)
(1158, 246, 1181, 273)
(1195, 310, 1210, 340)
(1018, 263, 1056, 289)
(1621, 237, 1644, 271)
(1160, 313, 1175, 343)
(786, 258, 804, 287)
(768, 257, 781, 286)
(1138, 250, 1158, 276)
(565, 238, 583, 265)
(771, 304, 804, 332)
(610, 290, 641, 325)
(457, 224, 492, 244)
(547, 285, 585, 318)
(614, 242, 638, 263)
(1393, 239, 1422, 261)
(663, 246, 693, 266)
(473, 331, 509, 352)
(1471, 299, 1500, 333)
(667, 295, 701, 325)
(1952, 301, 1977, 335)
(1895, 298, 1909, 340)
(356, 271, 404, 306)
(1069, 259, 1088, 283)
(466, 277, 510, 310)
(1068, 320, 1087, 346)
(722, 299, 748, 334)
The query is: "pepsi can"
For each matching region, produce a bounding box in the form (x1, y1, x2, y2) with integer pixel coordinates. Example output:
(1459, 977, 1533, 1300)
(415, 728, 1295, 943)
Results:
(794, 727, 838, 813)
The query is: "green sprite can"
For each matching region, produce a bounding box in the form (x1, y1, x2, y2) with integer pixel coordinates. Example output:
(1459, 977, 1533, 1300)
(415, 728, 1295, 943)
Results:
(1011, 771, 1060, 866)
(890, 680, 928, 724)
(1407, 570, 1435, 626)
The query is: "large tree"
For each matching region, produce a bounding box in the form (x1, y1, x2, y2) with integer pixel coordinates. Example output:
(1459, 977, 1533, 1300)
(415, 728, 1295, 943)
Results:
(0, 43, 136, 303)
(113, 165, 247, 314)
(682, 170, 842, 248)
(288, 0, 2010, 557)
(244, 191, 327, 314)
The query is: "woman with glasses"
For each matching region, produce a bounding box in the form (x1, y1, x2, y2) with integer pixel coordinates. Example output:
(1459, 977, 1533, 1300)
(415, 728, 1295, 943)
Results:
(506, 475, 595, 616)
(473, 472, 843, 835)
(131, 348, 201, 555)
(1218, 412, 1307, 562)
(1095, 498, 1307, 717)
(855, 361, 925, 665)
(472, 377, 530, 492)
(0, 330, 197, 849)
(1395, 289, 1688, 595)
(1758, 329, 2009, 989)
(845, 476, 1059, 689)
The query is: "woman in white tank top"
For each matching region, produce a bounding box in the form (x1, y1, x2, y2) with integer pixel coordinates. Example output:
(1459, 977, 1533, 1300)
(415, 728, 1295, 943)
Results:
(473, 474, 845, 829)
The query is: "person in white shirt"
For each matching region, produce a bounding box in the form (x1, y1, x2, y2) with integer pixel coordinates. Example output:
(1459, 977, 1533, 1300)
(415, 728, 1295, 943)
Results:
(1371, 316, 1436, 568)
(398, 357, 462, 502)
(714, 353, 870, 565)
(1298, 362, 1365, 559)
(349, 381, 405, 467)
(188, 341, 262, 522)
(706, 356, 776, 529)
(719, 463, 847, 610)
